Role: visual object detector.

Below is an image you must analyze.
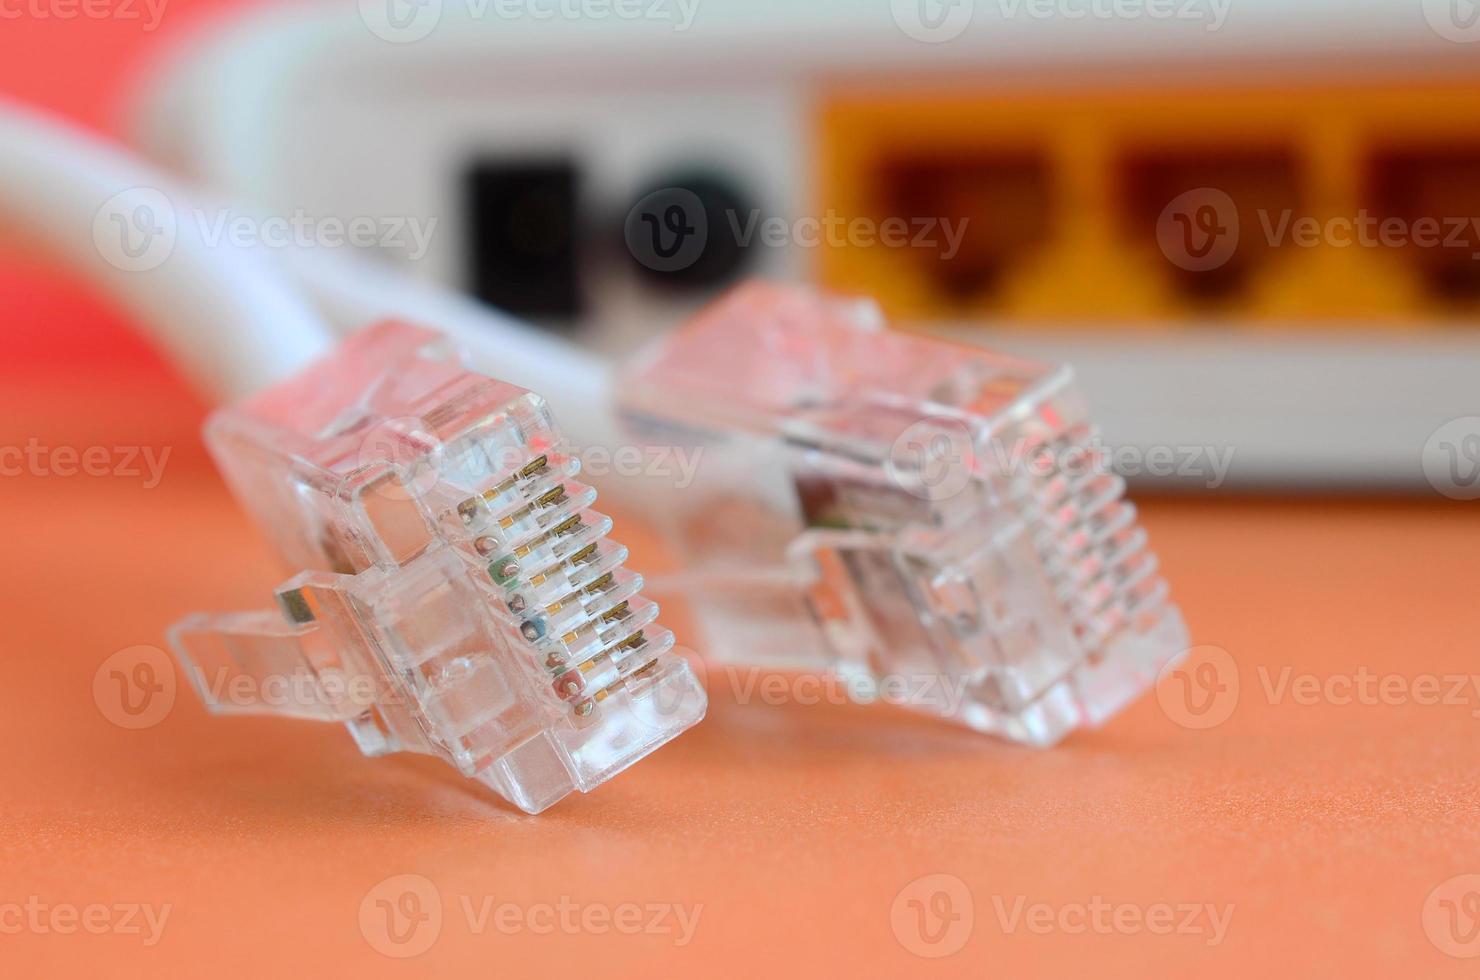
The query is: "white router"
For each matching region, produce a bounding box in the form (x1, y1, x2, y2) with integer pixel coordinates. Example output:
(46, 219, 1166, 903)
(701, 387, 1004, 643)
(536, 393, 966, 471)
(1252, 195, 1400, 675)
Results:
(128, 0, 1480, 489)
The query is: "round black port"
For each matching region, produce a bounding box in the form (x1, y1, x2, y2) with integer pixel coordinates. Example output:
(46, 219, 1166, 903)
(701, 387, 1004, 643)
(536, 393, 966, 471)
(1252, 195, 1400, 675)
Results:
(623, 170, 757, 291)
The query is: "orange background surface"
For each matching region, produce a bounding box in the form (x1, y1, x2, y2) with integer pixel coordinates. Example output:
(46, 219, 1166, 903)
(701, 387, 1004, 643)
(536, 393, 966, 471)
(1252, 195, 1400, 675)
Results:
(3, 3, 1480, 977)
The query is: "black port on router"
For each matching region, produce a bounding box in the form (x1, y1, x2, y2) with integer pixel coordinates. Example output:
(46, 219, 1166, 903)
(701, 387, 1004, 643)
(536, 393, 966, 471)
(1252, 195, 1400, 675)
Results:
(1367, 146, 1480, 305)
(872, 151, 1052, 306)
(465, 158, 585, 321)
(1118, 147, 1300, 305)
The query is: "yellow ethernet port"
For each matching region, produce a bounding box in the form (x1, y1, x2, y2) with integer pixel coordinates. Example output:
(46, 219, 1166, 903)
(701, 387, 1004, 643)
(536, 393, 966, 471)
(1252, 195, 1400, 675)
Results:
(1366, 146, 1480, 307)
(816, 81, 1480, 329)
(872, 150, 1052, 309)
(1117, 146, 1301, 308)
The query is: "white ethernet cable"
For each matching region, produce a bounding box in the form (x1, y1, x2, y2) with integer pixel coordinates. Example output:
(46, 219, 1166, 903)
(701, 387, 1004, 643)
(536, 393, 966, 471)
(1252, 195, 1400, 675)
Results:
(282, 251, 1191, 747)
(2, 99, 1189, 755)
(0, 103, 706, 812)
(109, 0, 1193, 745)
(0, 99, 331, 401)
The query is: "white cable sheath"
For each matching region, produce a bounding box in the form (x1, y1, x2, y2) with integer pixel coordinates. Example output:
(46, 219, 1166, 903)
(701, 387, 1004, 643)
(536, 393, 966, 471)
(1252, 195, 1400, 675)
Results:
(281, 247, 626, 455)
(0, 99, 333, 400)
(0, 95, 625, 449)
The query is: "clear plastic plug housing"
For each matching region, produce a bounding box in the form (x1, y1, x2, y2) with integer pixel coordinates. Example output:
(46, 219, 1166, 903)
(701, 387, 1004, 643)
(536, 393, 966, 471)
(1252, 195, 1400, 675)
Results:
(169, 322, 705, 813)
(618, 283, 1187, 746)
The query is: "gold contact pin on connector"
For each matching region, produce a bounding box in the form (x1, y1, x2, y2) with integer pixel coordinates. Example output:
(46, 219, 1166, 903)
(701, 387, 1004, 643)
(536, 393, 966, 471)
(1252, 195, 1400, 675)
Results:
(575, 658, 663, 717)
(528, 542, 599, 587)
(583, 571, 615, 595)
(512, 515, 584, 559)
(547, 575, 616, 616)
(458, 455, 552, 523)
(485, 455, 550, 501)
(555, 576, 622, 643)
(497, 484, 569, 529)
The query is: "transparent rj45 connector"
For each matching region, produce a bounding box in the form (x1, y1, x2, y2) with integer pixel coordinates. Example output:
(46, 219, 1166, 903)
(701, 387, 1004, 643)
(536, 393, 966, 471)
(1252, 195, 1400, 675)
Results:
(618, 283, 1187, 746)
(168, 322, 705, 813)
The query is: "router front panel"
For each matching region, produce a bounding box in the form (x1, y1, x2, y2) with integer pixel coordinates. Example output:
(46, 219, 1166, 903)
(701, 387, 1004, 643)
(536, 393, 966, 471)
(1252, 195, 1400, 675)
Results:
(133, 9, 1480, 488)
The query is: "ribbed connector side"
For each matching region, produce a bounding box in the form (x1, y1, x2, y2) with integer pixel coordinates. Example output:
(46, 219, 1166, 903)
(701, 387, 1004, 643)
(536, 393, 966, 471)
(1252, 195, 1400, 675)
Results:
(458, 452, 675, 722)
(1008, 423, 1178, 665)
